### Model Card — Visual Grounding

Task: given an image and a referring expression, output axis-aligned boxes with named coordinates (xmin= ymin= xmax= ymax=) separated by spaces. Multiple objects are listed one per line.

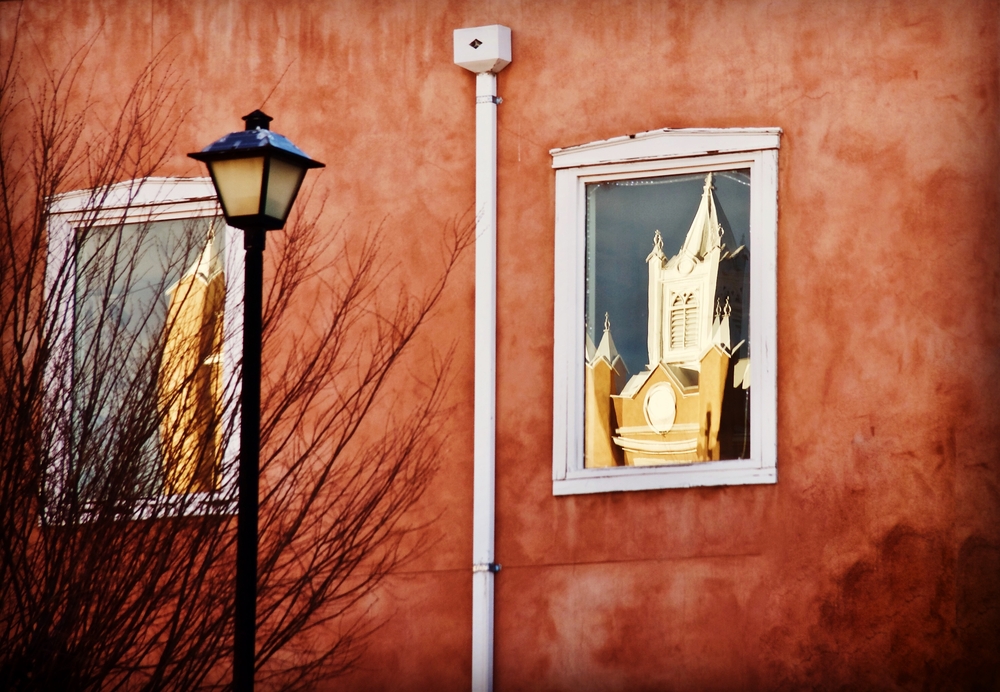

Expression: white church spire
xmin=677 ymin=173 xmax=724 ymax=267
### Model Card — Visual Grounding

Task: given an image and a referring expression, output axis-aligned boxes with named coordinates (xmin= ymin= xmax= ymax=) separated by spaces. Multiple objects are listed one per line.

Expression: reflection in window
xmin=73 ymin=218 xmax=226 ymax=497
xmin=584 ymin=171 xmax=751 ymax=468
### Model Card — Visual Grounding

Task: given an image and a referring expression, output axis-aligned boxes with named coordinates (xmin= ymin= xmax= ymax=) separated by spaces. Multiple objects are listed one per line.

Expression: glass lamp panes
xmin=210 ymin=157 xmax=265 ymax=217
xmin=263 ymin=157 xmax=307 ymax=221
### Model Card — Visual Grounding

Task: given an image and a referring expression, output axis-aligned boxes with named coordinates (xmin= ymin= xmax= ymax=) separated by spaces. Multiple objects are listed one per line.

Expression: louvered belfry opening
xmin=669 ymin=291 xmax=698 ymax=350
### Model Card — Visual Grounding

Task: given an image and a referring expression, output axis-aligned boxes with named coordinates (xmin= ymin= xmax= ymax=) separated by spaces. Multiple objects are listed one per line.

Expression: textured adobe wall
xmin=485 ymin=1 xmax=1000 ymax=689
xmin=5 ymin=0 xmax=999 ymax=689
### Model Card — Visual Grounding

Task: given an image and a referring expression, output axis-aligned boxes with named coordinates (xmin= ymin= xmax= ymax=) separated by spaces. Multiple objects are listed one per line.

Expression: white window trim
xmin=45 ymin=177 xmax=243 ymax=518
xmin=551 ymin=128 xmax=780 ymax=495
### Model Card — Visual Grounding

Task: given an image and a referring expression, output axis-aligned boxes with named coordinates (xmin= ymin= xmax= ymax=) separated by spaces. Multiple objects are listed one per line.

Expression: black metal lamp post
xmin=189 ymin=110 xmax=324 ymax=692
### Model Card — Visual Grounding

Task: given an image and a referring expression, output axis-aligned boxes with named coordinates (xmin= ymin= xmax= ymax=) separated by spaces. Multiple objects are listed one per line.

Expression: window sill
xmin=553 ymin=462 xmax=776 ymax=496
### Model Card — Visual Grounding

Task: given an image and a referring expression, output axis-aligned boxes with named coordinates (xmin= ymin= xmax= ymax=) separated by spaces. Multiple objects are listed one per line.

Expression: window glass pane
xmin=73 ymin=217 xmax=225 ymax=498
xmin=584 ymin=170 xmax=751 ymax=468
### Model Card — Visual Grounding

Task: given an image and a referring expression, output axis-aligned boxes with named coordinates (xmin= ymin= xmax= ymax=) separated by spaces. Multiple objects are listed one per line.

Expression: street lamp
xmin=189 ymin=110 xmax=324 ymax=692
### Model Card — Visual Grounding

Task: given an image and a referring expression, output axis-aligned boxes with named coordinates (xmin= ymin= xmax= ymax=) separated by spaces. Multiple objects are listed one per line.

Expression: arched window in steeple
xmin=668 ymin=291 xmax=698 ymax=350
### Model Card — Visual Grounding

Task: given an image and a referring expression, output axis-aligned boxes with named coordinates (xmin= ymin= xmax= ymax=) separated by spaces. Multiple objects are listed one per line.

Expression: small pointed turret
xmin=594 ymin=312 xmax=622 ymax=365
xmin=585 ymin=313 xmax=628 ymax=469
xmin=646 ymin=229 xmax=666 ymax=263
xmin=586 ymin=331 xmax=597 ymax=364
xmin=712 ymin=296 xmax=732 ymax=352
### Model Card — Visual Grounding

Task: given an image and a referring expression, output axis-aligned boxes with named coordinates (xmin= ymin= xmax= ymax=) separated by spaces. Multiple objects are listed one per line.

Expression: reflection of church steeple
xmin=585 ymin=313 xmax=628 ymax=468
xmin=159 ymin=226 xmax=226 ymax=494
xmin=646 ymin=172 xmax=731 ymax=368
xmin=603 ymin=173 xmax=751 ymax=467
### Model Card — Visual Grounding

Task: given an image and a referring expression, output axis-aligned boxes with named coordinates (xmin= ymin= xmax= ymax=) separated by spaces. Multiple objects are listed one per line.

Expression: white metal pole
xmin=471 ymin=69 xmax=498 ymax=692
xmin=453 ymin=25 xmax=510 ymax=692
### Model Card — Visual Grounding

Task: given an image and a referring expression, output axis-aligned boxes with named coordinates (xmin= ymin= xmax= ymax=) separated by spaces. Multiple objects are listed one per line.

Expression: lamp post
xmin=189 ymin=110 xmax=324 ymax=692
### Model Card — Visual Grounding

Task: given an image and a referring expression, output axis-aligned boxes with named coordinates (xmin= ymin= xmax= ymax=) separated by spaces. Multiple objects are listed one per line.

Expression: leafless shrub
xmin=0 ymin=24 xmax=469 ymax=691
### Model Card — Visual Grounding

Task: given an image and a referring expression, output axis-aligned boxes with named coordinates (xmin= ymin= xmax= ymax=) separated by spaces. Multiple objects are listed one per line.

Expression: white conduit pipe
xmin=453 ymin=25 xmax=511 ymax=692
xmin=471 ymin=68 xmax=498 ymax=692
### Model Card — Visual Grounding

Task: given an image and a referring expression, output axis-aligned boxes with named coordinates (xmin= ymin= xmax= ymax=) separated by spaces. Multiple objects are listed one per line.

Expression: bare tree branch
xmin=0 ymin=27 xmax=471 ymax=691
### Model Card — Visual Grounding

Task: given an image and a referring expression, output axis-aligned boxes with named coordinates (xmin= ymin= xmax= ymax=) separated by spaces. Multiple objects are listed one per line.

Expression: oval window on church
xmin=643 ymin=382 xmax=677 ymax=434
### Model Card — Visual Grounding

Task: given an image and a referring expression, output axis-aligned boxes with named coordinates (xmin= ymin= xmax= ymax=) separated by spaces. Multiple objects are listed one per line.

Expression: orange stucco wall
xmin=5 ymin=0 xmax=999 ymax=688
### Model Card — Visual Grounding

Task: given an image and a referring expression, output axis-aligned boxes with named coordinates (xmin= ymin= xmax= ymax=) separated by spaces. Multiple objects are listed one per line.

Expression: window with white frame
xmin=551 ymin=129 xmax=779 ymax=495
xmin=45 ymin=178 xmax=242 ymax=517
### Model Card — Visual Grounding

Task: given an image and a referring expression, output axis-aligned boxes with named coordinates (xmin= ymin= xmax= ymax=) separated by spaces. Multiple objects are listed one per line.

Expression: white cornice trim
xmin=551 ymin=128 xmax=781 ymax=169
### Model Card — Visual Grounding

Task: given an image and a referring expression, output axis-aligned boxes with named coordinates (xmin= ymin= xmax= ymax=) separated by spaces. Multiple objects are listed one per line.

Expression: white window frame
xmin=551 ymin=128 xmax=780 ymax=495
xmin=45 ymin=177 xmax=243 ymax=517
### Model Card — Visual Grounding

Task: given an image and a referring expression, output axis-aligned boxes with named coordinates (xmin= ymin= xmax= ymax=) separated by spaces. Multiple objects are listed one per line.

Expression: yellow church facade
xmin=157 ymin=227 xmax=227 ymax=494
